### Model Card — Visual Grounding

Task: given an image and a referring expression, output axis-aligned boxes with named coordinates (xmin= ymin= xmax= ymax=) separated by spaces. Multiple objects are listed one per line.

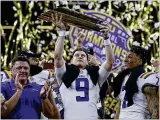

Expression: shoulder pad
xmin=140 ymin=72 xmax=154 ymax=79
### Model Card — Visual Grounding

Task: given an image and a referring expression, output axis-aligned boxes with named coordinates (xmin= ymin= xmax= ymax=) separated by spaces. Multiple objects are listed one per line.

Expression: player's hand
xmin=15 ymin=73 xmax=23 ymax=91
xmin=40 ymin=81 xmax=51 ymax=99
xmin=50 ymin=13 xmax=67 ymax=30
xmin=107 ymin=85 xmax=113 ymax=96
xmin=97 ymin=22 xmax=110 ymax=39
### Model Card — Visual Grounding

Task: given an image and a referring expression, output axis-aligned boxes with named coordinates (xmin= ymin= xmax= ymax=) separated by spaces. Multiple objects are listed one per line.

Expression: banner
xmin=104 ymin=95 xmax=119 ymax=118
xmin=69 ymin=9 xmax=131 ymax=71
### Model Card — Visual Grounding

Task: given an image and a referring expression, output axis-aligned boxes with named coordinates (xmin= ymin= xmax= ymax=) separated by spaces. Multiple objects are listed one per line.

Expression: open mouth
xmin=77 ymin=59 xmax=82 ymax=61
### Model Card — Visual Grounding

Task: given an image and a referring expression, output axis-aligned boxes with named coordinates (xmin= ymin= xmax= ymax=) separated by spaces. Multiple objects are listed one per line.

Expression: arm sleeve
xmin=141 ymin=74 xmax=159 ymax=94
xmin=98 ymin=66 xmax=110 ymax=87
xmin=143 ymin=74 xmax=159 ymax=86
xmin=55 ymin=63 xmax=66 ymax=85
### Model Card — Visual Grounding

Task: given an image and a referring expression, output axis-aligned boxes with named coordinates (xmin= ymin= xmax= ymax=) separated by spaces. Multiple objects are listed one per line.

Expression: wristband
xmin=104 ymin=38 xmax=111 ymax=46
xmin=59 ymin=30 xmax=66 ymax=37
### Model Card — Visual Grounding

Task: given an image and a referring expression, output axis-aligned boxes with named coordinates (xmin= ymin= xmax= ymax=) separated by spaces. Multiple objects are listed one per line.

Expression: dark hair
xmin=87 ymin=48 xmax=94 ymax=55
xmin=72 ymin=48 xmax=88 ymax=59
xmin=130 ymin=45 xmax=148 ymax=65
xmin=12 ymin=56 xmax=30 ymax=67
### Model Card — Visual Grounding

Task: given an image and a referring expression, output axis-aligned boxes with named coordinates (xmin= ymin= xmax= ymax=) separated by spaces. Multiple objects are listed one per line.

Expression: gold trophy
xmin=38 ymin=7 xmax=103 ymax=31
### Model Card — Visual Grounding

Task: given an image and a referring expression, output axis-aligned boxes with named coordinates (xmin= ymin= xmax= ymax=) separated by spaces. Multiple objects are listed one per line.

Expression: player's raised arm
xmin=52 ymin=13 xmax=67 ymax=68
xmin=97 ymin=22 xmax=114 ymax=72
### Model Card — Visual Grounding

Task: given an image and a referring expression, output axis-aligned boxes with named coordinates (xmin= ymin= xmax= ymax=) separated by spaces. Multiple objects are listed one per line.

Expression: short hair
xmin=11 ymin=56 xmax=30 ymax=67
xmin=72 ymin=48 xmax=88 ymax=59
xmin=130 ymin=45 xmax=148 ymax=65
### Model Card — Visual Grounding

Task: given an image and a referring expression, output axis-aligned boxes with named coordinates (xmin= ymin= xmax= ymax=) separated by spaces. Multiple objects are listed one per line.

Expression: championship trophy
xmin=38 ymin=7 xmax=103 ymax=31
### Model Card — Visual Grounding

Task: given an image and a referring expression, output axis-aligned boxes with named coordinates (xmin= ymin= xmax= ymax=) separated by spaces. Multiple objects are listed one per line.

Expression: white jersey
xmin=1 ymin=70 xmax=12 ymax=82
xmin=31 ymin=70 xmax=53 ymax=85
xmin=119 ymin=72 xmax=159 ymax=119
xmin=55 ymin=63 xmax=109 ymax=120
xmin=118 ymin=74 xmax=130 ymax=109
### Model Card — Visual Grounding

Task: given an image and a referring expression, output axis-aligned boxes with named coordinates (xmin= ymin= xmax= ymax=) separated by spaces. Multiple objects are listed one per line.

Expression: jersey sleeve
xmin=55 ymin=63 xmax=66 ymax=85
xmin=31 ymin=70 xmax=50 ymax=85
xmin=144 ymin=74 xmax=159 ymax=86
xmin=141 ymin=73 xmax=160 ymax=92
xmin=98 ymin=65 xmax=110 ymax=87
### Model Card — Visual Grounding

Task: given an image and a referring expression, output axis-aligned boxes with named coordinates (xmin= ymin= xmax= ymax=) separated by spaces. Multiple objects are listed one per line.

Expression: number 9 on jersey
xmin=76 ymin=78 xmax=89 ymax=102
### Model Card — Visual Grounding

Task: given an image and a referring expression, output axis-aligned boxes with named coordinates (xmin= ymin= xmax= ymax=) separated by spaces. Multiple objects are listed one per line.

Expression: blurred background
xmin=1 ymin=0 xmax=160 ymax=70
